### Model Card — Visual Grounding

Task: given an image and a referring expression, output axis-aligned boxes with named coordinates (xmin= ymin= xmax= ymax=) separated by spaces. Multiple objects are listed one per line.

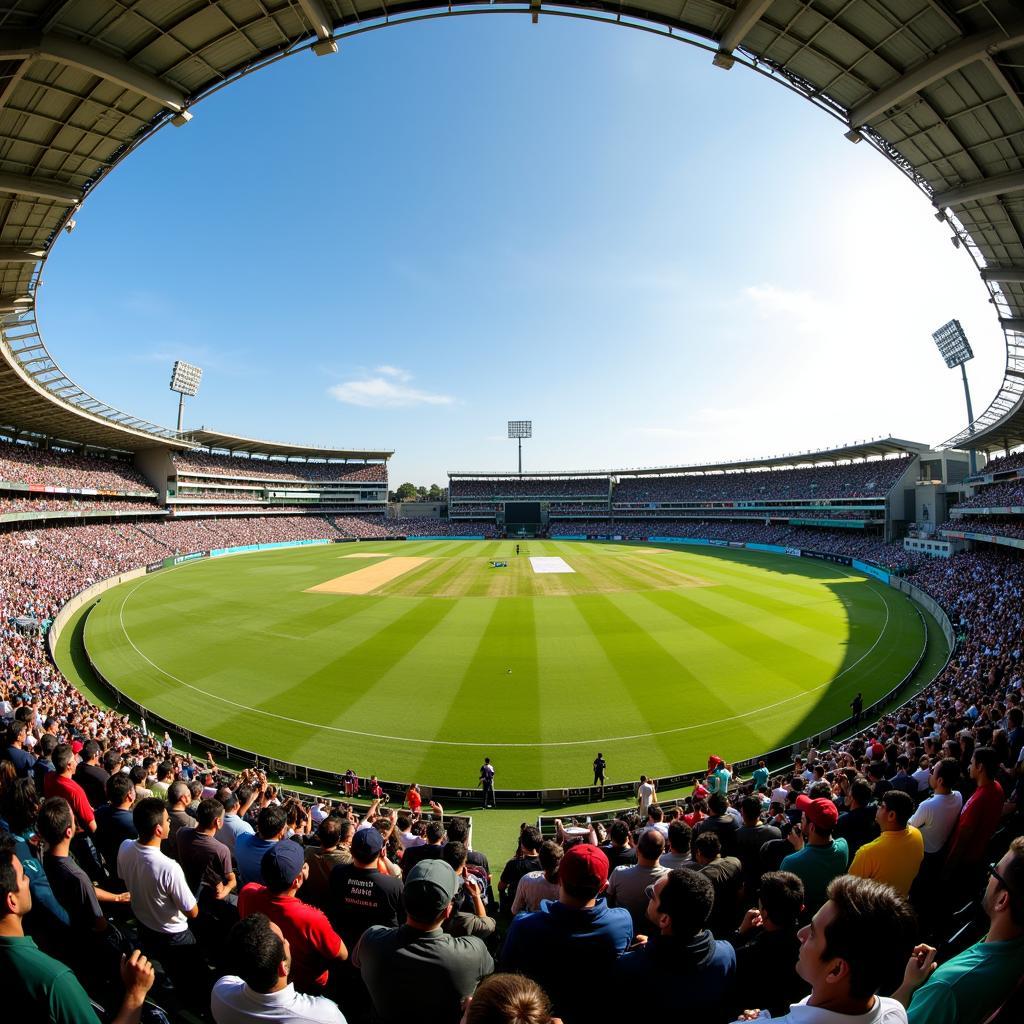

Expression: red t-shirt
xmin=406 ymin=787 xmax=422 ymax=814
xmin=949 ymin=780 xmax=1004 ymax=864
xmin=43 ymin=772 xmax=95 ymax=830
xmin=237 ymin=883 xmax=343 ymax=992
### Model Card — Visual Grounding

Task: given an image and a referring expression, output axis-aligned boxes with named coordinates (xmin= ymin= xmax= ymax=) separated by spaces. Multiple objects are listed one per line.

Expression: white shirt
xmin=908 ymin=791 xmax=963 ymax=855
xmin=117 ymin=839 xmax=196 ymax=934
xmin=511 ymin=871 xmax=560 ymax=915
xmin=211 ymin=977 xmax=346 ymax=1023
xmin=637 ymin=782 xmax=656 ymax=814
xmin=640 ymin=822 xmax=669 ymax=840
xmin=757 ymin=995 xmax=907 ymax=1024
xmin=911 ymin=767 xmax=932 ymax=792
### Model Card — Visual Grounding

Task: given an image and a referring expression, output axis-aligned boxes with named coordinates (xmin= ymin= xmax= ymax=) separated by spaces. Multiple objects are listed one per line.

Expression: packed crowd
xmin=940 ymin=518 xmax=1024 ymax=541
xmin=613 ymin=457 xmax=913 ymax=504
xmin=450 ymin=478 xmax=610 ymax=501
xmin=0 ymin=496 xmax=161 ymax=516
xmin=325 ymin=516 xmax=500 ymax=539
xmin=0 ymin=498 xmax=1022 ymax=1021
xmin=951 ymin=480 xmax=1024 ymax=509
xmin=174 ymin=451 xmax=387 ymax=484
xmin=0 ymin=439 xmax=154 ymax=493
xmin=975 ymin=450 xmax=1024 ymax=476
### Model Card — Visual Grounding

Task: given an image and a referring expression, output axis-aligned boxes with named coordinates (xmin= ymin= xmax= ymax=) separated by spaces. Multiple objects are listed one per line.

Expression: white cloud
xmin=743 ymin=284 xmax=835 ymax=336
xmin=329 ymin=369 xmax=452 ymax=409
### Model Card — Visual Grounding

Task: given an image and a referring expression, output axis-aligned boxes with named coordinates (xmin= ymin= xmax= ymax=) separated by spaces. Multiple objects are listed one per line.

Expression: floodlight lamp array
xmin=508 ymin=420 xmax=532 ymax=439
xmin=931 ymin=320 xmax=974 ymax=369
xmin=170 ymin=360 xmax=203 ymax=397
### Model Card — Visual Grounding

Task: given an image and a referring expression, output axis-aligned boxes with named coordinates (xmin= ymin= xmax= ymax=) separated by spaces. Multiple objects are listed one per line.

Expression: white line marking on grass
xmin=110 ymin=563 xmax=895 ymax=748
xmin=529 ymin=556 xmax=575 ymax=574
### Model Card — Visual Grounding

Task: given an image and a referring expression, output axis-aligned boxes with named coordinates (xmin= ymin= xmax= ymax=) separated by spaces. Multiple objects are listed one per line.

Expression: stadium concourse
xmin=0 ymin=442 xmax=1021 ymax=1023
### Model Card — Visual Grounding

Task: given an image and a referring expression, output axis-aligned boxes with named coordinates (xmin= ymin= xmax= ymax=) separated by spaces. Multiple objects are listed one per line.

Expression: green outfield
xmin=82 ymin=540 xmax=929 ymax=789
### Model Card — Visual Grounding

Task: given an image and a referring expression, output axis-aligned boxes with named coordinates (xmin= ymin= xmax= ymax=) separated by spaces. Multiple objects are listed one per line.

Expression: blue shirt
xmin=235 ymin=833 xmax=278 ymax=886
xmin=501 ymin=898 xmax=632 ymax=1024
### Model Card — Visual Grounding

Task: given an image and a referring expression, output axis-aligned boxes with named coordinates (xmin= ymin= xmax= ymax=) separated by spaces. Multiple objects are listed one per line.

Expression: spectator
xmin=898 ymin=837 xmax=1024 ymax=1024
xmin=735 ymin=794 xmax=782 ymax=892
xmin=511 ymin=839 xmax=562 ymax=915
xmin=462 ymin=973 xmax=557 ymax=1024
xmin=211 ymin=912 xmax=345 ymax=1024
xmin=640 ymin=802 xmax=669 ymax=839
xmin=849 ymin=791 xmax=924 ymax=896
xmin=834 ymin=777 xmax=880 ymax=860
xmin=636 ymin=774 xmax=656 ymax=815
xmin=303 ymin=816 xmax=353 ymax=910
xmin=695 ymin=791 xmax=741 ymax=856
xmin=94 ymin=772 xmax=138 ymax=888
xmin=946 ymin=748 xmax=1005 ymax=886
xmin=441 ymin=841 xmax=495 ymax=940
xmin=3 ymin=721 xmax=36 ymax=779
xmin=497 ymin=825 xmax=542 ymax=913
xmin=215 ymin=785 xmax=256 ymax=856
xmin=164 ymin=780 xmax=197 ymax=860
xmin=401 ymin=817 xmax=447 ymax=877
xmin=733 ymin=871 xmax=809 ymax=1017
xmin=500 ymin=844 xmax=632 ymax=1024
xmin=176 ymin=797 xmax=236 ymax=902
xmin=744 ymin=875 xmax=917 ymax=1023
xmin=353 ymin=860 xmax=493 ymax=1024
xmin=73 ymin=740 xmax=109 ymax=809
xmin=613 ymin=867 xmax=736 ymax=1017
xmin=237 ymin=838 xmax=346 ymax=995
xmin=660 ymin=819 xmax=694 ymax=870
xmin=780 ymin=795 xmax=849 ymax=911
xmin=908 ymin=758 xmax=962 ymax=857
xmin=693 ymin=831 xmax=744 ymax=937
xmin=116 ymin=797 xmax=202 ymax=999
xmin=236 ymin=804 xmax=287 ymax=887
xmin=43 ymin=742 xmax=102 ymax=880
xmin=607 ymin=827 xmax=668 ymax=936
xmin=598 ymin=818 xmax=636 ymax=870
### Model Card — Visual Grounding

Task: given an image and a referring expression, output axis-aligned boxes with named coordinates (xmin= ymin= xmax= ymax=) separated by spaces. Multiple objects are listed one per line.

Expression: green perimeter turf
xmin=79 ymin=541 xmax=928 ymax=790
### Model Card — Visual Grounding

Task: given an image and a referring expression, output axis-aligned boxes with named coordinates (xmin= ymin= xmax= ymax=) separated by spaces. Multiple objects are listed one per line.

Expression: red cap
xmin=795 ymin=794 xmax=838 ymax=829
xmin=708 ymin=755 xmax=723 ymax=769
xmin=558 ymin=844 xmax=609 ymax=893
xmin=71 ymin=740 xmax=84 ymax=754
xmin=693 ymin=783 xmax=709 ymax=800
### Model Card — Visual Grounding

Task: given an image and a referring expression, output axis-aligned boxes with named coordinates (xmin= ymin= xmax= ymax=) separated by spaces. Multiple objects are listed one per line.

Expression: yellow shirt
xmin=848 ymin=826 xmax=924 ymax=894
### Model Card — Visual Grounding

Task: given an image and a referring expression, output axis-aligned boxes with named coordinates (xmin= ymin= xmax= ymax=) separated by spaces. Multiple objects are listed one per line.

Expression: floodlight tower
xmin=931 ymin=319 xmax=977 ymax=475
xmin=508 ymin=420 xmax=532 ymax=475
xmin=169 ymin=360 xmax=203 ymax=433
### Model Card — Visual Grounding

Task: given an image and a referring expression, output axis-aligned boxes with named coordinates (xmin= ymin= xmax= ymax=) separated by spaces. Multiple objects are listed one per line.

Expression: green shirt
xmin=707 ymin=768 xmax=731 ymax=795
xmin=780 ymin=838 xmax=849 ymax=910
xmin=751 ymin=767 xmax=769 ymax=791
xmin=907 ymin=935 xmax=1024 ymax=1024
xmin=0 ymin=934 xmax=101 ymax=1023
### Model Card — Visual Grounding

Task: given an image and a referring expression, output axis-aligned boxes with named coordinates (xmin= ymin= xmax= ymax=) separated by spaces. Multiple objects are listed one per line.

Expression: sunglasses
xmin=988 ymin=861 xmax=1013 ymax=894
xmin=644 ymin=883 xmax=659 ymax=903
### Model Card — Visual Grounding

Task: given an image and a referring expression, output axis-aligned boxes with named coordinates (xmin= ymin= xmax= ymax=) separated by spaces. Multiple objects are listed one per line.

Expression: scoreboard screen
xmin=504 ymin=502 xmax=541 ymax=524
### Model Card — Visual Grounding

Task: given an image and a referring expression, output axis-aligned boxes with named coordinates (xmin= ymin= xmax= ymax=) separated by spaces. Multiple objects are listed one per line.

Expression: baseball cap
xmin=351 ymin=827 xmax=384 ymax=863
xmin=795 ymin=794 xmax=839 ymax=829
xmin=404 ymin=860 xmax=458 ymax=921
xmin=261 ymin=840 xmax=305 ymax=891
xmin=558 ymin=843 xmax=609 ymax=895
xmin=71 ymin=740 xmax=84 ymax=755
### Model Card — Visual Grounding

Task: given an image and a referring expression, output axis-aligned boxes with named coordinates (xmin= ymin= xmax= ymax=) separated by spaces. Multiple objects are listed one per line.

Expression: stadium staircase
xmin=131 ymin=523 xmax=172 ymax=552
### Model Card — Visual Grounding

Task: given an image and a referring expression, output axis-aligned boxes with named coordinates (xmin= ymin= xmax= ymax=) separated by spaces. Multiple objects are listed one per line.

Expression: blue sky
xmin=42 ymin=16 xmax=1003 ymax=485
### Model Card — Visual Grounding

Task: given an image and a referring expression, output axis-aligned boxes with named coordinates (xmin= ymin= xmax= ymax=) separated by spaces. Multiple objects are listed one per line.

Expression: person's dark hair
xmin=693 ymin=832 xmax=721 ymax=861
xmin=654 ymin=868 xmax=714 ymax=937
xmin=188 ymin=780 xmax=203 ymax=800
xmin=128 ymin=765 xmax=147 ymax=787
xmin=317 ymin=816 xmax=342 ymax=849
xmin=740 ymin=796 xmax=762 ymax=822
xmin=227 ymin=913 xmax=285 ymax=993
xmin=849 ymin=778 xmax=873 ymax=807
xmin=52 ymin=743 xmax=74 ymax=774
xmin=37 ymin=797 xmax=74 ymax=845
xmin=235 ymin=784 xmax=254 ymax=806
xmin=520 ymin=825 xmax=542 ymax=853
xmin=0 ymin=835 xmax=20 ymax=915
xmin=648 ymin=804 xmax=664 ymax=823
xmin=667 ymin=820 xmax=691 ymax=855
xmin=102 ymin=749 xmax=122 ymax=773
xmin=822 ymin=875 xmax=917 ymax=1000
xmin=1 ymin=778 xmax=39 ymax=834
xmin=426 ymin=820 xmax=446 ymax=844
xmin=708 ymin=792 xmax=728 ymax=816
xmin=257 ymin=804 xmax=288 ymax=840
xmin=866 ymin=762 xmax=886 ymax=781
xmin=881 ymin=790 xmax=913 ymax=828
xmin=396 ymin=813 xmax=412 ymax=832
xmin=637 ymin=829 xmax=665 ymax=860
xmin=608 ymin=820 xmax=630 ymax=845
xmin=934 ymin=757 xmax=959 ymax=789
xmin=464 ymin=972 xmax=553 ymax=1024
xmin=538 ymin=840 xmax=563 ymax=882
xmin=133 ymin=797 xmax=168 ymax=841
xmin=196 ymin=798 xmax=224 ymax=831
xmin=808 ymin=781 xmax=833 ymax=800
xmin=219 ymin=789 xmax=239 ymax=812
xmin=973 ymin=746 xmax=999 ymax=780
xmin=38 ymin=733 xmax=58 ymax=759
xmin=446 ymin=819 xmax=469 ymax=844
xmin=6 ymin=722 xmax=27 ymax=745
xmin=443 ymin=841 xmax=468 ymax=871
xmin=106 ymin=771 xmax=135 ymax=807
xmin=81 ymin=739 xmax=100 ymax=762
xmin=156 ymin=761 xmax=174 ymax=782
xmin=759 ymin=871 xmax=804 ymax=930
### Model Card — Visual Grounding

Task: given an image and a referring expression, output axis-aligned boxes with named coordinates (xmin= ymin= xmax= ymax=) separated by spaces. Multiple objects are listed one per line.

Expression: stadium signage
xmin=799 ymin=549 xmax=852 ymax=567
xmin=168 ymin=551 xmax=209 ymax=567
xmin=146 ymin=560 xmax=164 ymax=574
xmin=785 ymin=547 xmax=801 ymax=557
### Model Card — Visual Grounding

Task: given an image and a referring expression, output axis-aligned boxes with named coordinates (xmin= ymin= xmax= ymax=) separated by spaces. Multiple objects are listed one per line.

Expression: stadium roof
xmin=450 ymin=437 xmax=929 ymax=479
xmin=3 ymin=3 xmax=1024 ymax=452
xmin=183 ymin=428 xmax=392 ymax=461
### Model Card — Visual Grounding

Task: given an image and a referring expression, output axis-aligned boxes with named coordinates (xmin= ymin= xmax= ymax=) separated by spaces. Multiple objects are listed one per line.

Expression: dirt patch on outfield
xmin=307 ymin=557 xmax=431 ymax=595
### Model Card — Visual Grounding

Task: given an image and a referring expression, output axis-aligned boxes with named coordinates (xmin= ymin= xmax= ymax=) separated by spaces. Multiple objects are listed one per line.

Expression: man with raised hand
xmin=737 ymin=875 xmax=917 ymax=1024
